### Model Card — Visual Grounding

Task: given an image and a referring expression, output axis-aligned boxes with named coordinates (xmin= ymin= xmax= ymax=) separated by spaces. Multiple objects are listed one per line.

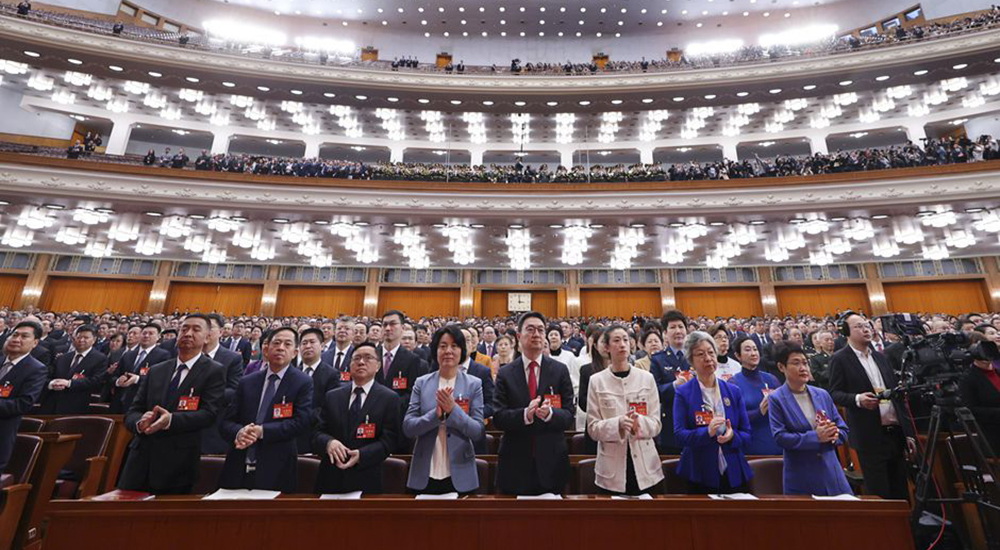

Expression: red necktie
xmin=528 ymin=361 xmax=538 ymax=400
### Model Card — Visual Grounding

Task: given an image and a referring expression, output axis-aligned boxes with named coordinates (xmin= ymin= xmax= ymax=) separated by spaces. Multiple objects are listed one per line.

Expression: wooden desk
xmin=43 ymin=495 xmax=913 ymax=550
xmin=14 ymin=433 xmax=79 ymax=550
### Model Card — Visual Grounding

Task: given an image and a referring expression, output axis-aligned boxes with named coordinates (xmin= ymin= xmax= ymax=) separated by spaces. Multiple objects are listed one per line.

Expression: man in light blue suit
xmin=403 ymin=325 xmax=485 ymax=495
xmin=768 ymin=343 xmax=852 ymax=496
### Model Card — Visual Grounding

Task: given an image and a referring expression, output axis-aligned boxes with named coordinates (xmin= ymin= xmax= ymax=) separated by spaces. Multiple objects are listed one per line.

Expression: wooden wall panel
xmin=275 ymin=286 xmax=365 ymax=317
xmin=580 ymin=289 xmax=661 ymax=318
xmin=480 ymin=290 xmax=559 ymax=319
xmin=675 ymin=287 xmax=763 ymax=319
xmin=884 ymin=280 xmax=988 ymax=315
xmin=0 ymin=274 xmax=26 ymax=308
xmin=41 ymin=277 xmax=151 ymax=313
xmin=776 ymin=285 xmax=871 ymax=317
xmin=377 ymin=288 xmax=460 ymax=319
xmin=165 ymin=282 xmax=263 ymax=316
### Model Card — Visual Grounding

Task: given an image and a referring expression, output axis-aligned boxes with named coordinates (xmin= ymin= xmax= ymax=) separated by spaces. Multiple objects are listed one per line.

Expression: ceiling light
xmin=222 ymin=81 xmax=236 ymax=88
xmin=953 ymin=63 xmax=968 ymax=70
xmin=22 ymin=51 xmax=40 ymax=58
xmin=914 ymin=69 xmax=929 ymax=76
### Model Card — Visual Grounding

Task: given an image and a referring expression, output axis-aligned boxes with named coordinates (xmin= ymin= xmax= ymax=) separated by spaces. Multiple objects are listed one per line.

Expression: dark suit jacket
xmin=312 ymin=382 xmax=400 ymax=494
xmin=960 ymin=366 xmax=1000 ymax=452
xmin=0 ymin=355 xmax=47 ymax=471
xmin=38 ymin=348 xmax=108 ymax=414
xmin=118 ymin=355 xmax=226 ymax=494
xmin=221 ymin=337 xmax=252 ymax=366
xmin=112 ymin=346 xmax=172 ymax=414
xmin=202 ymin=346 xmax=246 ymax=454
xmin=30 ymin=340 xmax=54 ymax=368
xmin=320 ymin=344 xmax=354 ymax=374
xmin=375 ymin=346 xmax=427 ymax=450
xmin=296 ymin=362 xmax=341 ymax=454
xmin=828 ymin=345 xmax=907 ymax=455
xmin=492 ymin=355 xmax=575 ymax=495
xmin=219 ymin=367 xmax=313 ymax=492
xmin=648 ymin=348 xmax=691 ymax=451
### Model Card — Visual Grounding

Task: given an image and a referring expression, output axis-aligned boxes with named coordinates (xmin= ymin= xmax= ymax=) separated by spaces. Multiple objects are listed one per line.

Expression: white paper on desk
xmin=320 ymin=491 xmax=363 ymax=500
xmin=811 ymin=494 xmax=860 ymax=501
xmin=708 ymin=493 xmax=758 ymax=500
xmin=203 ymin=489 xmax=281 ymax=500
xmin=612 ymin=494 xmax=654 ymax=500
xmin=517 ymin=493 xmax=563 ymax=500
xmin=415 ymin=492 xmax=459 ymax=500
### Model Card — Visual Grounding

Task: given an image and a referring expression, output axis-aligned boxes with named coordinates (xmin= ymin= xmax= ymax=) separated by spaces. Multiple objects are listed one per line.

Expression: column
xmin=304 ymin=139 xmax=322 ymax=159
xmin=459 ymin=269 xmax=474 ymax=317
xmin=863 ymin=263 xmax=888 ymax=316
xmin=638 ymin=147 xmax=654 ymax=165
xmin=559 ymin=148 xmax=575 ymax=168
xmin=980 ymin=256 xmax=1000 ymax=311
xmin=720 ymin=141 xmax=739 ymax=162
xmin=211 ymin=131 xmax=233 ymax=155
xmin=147 ymin=261 xmax=173 ymax=314
xmin=104 ymin=118 xmax=134 ymax=156
xmin=757 ymin=266 xmax=779 ymax=317
xmin=19 ymin=254 xmax=52 ymax=310
xmin=389 ymin=145 xmax=406 ymax=164
xmin=807 ymin=134 xmax=829 ymax=155
xmin=658 ymin=269 xmax=676 ymax=313
xmin=260 ymin=265 xmax=280 ymax=317
xmin=566 ymin=270 xmax=581 ymax=317
xmin=362 ymin=268 xmax=381 ymax=317
xmin=904 ymin=123 xmax=927 ymax=144
xmin=469 ymin=148 xmax=484 ymax=167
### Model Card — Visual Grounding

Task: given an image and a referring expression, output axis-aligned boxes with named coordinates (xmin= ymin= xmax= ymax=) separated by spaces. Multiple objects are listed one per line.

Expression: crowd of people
xmin=1 ymin=304 xmax=997 ymax=499
xmin=50 ymin=135 xmax=1000 ymax=184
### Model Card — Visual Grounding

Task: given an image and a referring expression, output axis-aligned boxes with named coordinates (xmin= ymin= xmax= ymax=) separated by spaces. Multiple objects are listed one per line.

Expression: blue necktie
xmin=166 ymin=364 xmax=188 ymax=401
xmin=248 ymin=374 xmax=279 ymax=464
xmin=349 ymin=386 xmax=364 ymax=426
xmin=136 ymin=350 xmax=147 ymax=372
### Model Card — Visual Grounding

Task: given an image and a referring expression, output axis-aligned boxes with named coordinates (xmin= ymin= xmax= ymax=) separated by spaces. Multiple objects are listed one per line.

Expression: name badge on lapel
xmin=815 ymin=409 xmax=830 ymax=424
xmin=543 ymin=388 xmax=562 ymax=409
xmin=694 ymin=405 xmax=714 ymax=427
xmin=391 ymin=376 xmax=408 ymax=390
xmin=139 ymin=366 xmax=150 ymax=377
xmin=455 ymin=395 xmax=470 ymax=414
xmin=273 ymin=397 xmax=293 ymax=419
xmin=177 ymin=389 xmax=200 ymax=411
xmin=356 ymin=415 xmax=375 ymax=439
xmin=340 ymin=371 xmax=351 ymax=382
xmin=0 ymin=382 xmax=12 ymax=398
xmin=72 ymin=372 xmax=85 ymax=381
xmin=628 ymin=402 xmax=648 ymax=416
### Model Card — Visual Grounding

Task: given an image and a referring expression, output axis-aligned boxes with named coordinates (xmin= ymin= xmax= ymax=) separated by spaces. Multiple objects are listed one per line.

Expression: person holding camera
xmin=960 ymin=342 xmax=1000 ymax=453
xmin=829 ymin=313 xmax=912 ymax=500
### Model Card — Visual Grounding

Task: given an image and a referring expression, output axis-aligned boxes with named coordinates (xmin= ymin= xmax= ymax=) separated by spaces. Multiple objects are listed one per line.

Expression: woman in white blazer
xmin=587 ymin=325 xmax=664 ymax=495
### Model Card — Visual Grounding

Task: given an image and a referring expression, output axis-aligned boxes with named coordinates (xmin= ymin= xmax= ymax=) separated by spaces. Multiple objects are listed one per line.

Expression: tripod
xmin=911 ymin=401 xmax=999 ymax=550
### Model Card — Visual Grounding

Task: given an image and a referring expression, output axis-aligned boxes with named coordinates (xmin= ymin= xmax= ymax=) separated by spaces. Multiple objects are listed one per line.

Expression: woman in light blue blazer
xmin=768 ymin=343 xmax=852 ymax=496
xmin=403 ymin=325 xmax=484 ymax=495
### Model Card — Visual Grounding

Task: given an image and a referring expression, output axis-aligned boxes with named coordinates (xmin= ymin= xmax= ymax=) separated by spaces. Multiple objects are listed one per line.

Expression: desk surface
xmin=44 ymin=495 xmax=913 ymax=550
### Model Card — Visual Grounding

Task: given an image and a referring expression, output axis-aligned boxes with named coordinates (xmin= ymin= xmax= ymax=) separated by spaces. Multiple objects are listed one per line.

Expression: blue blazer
xmin=673 ymin=377 xmax=753 ymax=489
xmin=219 ymin=367 xmax=314 ymax=492
xmin=731 ymin=368 xmax=783 ymax=456
xmin=649 ymin=348 xmax=690 ymax=450
xmin=768 ymin=384 xmax=852 ymax=496
xmin=0 ymin=355 xmax=47 ymax=471
xmin=403 ymin=371 xmax=484 ymax=493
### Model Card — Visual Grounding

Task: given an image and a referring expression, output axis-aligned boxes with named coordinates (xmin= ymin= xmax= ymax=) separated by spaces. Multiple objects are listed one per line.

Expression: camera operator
xmin=960 ymin=342 xmax=1000 ymax=453
xmin=829 ymin=312 xmax=914 ymax=500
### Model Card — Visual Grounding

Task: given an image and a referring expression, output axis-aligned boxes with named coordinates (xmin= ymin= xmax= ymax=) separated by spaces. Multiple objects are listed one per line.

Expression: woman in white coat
xmin=587 ymin=325 xmax=664 ymax=495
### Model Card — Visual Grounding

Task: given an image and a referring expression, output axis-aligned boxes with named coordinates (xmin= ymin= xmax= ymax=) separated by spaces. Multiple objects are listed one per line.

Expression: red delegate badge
xmin=455 ymin=397 xmax=470 ymax=414
xmin=694 ymin=410 xmax=714 ymax=427
xmin=273 ymin=400 xmax=293 ymax=419
xmin=628 ymin=402 xmax=648 ymax=416
xmin=0 ymin=383 xmax=12 ymax=398
xmin=177 ymin=393 xmax=200 ymax=411
xmin=72 ymin=372 xmax=85 ymax=380
xmin=139 ymin=367 xmax=149 ymax=376
xmin=392 ymin=376 xmax=408 ymax=390
xmin=340 ymin=371 xmax=351 ymax=382
xmin=356 ymin=422 xmax=376 ymax=439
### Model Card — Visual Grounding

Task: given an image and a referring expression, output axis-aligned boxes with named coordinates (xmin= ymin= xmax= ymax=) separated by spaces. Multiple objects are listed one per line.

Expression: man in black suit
xmin=0 ymin=321 xmax=47 ymax=471
xmin=374 ymin=310 xmax=427 ymax=451
xmin=494 ymin=311 xmax=575 ymax=495
xmin=219 ymin=327 xmax=313 ymax=492
xmin=112 ymin=323 xmax=172 ymax=414
xmin=320 ymin=316 xmax=355 ymax=381
xmin=94 ymin=322 xmax=112 ymax=355
xmin=222 ymin=320 xmax=252 ymax=366
xmin=829 ymin=313 xmax=912 ymax=500
xmin=313 ymin=342 xmax=400 ymax=494
xmin=38 ymin=325 xmax=107 ymax=414
xmin=202 ymin=314 xmax=246 ymax=454
xmin=295 ymin=328 xmax=340 ymax=453
xmin=118 ymin=314 xmax=226 ymax=495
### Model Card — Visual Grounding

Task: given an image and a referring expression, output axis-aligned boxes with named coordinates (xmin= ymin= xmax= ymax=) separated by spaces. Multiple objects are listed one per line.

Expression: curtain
xmin=41 ymin=277 xmax=151 ymax=313
xmin=165 ymin=282 xmax=263 ymax=316
xmin=776 ymin=285 xmax=871 ymax=317
xmin=275 ymin=286 xmax=364 ymax=317
xmin=377 ymin=288 xmax=460 ymax=318
xmin=480 ymin=290 xmax=558 ymax=318
xmin=580 ymin=289 xmax=661 ymax=318
xmin=884 ymin=280 xmax=988 ymax=315
xmin=0 ymin=274 xmax=26 ymax=308
xmin=675 ymin=287 xmax=763 ymax=319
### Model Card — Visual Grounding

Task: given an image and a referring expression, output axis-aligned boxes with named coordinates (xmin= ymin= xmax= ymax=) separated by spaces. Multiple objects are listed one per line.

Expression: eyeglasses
xmin=351 ymin=354 xmax=378 ymax=363
xmin=521 ymin=325 xmax=546 ymax=335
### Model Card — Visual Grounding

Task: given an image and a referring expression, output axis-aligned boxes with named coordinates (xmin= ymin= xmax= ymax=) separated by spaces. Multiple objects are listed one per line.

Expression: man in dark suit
xmin=295 ymin=328 xmax=340 ymax=454
xmin=648 ymin=309 xmax=692 ymax=454
xmin=0 ymin=321 xmax=47 ymax=471
xmin=374 ymin=310 xmax=428 ymax=451
xmin=94 ymin=322 xmax=112 ymax=355
xmin=111 ymin=323 xmax=171 ymax=414
xmin=222 ymin=320 xmax=252 ymax=366
xmin=829 ymin=313 xmax=912 ymax=500
xmin=38 ymin=325 xmax=108 ymax=414
xmin=559 ymin=320 xmax=583 ymax=356
xmin=477 ymin=325 xmax=499 ymax=359
xmin=118 ymin=314 xmax=226 ymax=495
xmin=201 ymin=314 xmax=246 ymax=454
xmin=220 ymin=327 xmax=313 ymax=492
xmin=749 ymin=318 xmax=772 ymax=355
xmin=313 ymin=342 xmax=400 ymax=494
xmin=320 ymin=317 xmax=355 ymax=382
xmin=493 ymin=311 xmax=575 ymax=495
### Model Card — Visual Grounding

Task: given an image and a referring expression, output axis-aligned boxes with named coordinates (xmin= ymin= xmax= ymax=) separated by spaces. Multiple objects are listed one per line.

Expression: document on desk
xmin=611 ymin=494 xmax=654 ymax=500
xmin=203 ymin=489 xmax=281 ymax=500
xmin=811 ymin=494 xmax=861 ymax=501
xmin=517 ymin=493 xmax=563 ymax=500
xmin=320 ymin=491 xmax=363 ymax=500
xmin=415 ymin=493 xmax=459 ymax=500
xmin=707 ymin=493 xmax=758 ymax=500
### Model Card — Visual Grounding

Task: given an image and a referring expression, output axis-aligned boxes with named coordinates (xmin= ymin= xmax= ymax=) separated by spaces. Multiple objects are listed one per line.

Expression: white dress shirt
xmin=849 ymin=343 xmax=898 ymax=425
xmin=430 ymin=374 xmax=456 ymax=480
xmin=521 ymin=353 xmax=552 ymax=424
xmin=173 ymin=352 xmax=203 ymax=387
xmin=349 ymin=378 xmax=376 ymax=410
xmin=51 ymin=346 xmax=93 ymax=389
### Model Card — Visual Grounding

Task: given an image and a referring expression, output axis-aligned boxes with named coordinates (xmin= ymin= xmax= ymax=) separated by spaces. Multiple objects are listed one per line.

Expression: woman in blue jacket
xmin=731 ymin=336 xmax=782 ymax=455
xmin=768 ymin=343 xmax=852 ymax=496
xmin=674 ymin=331 xmax=753 ymax=494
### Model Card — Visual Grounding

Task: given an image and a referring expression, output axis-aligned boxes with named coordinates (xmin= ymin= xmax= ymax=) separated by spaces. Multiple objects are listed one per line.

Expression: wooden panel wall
xmin=275 ymin=286 xmax=365 ymax=317
xmin=377 ymin=288 xmax=460 ymax=319
xmin=580 ymin=289 xmax=661 ymax=318
xmin=165 ymin=282 xmax=263 ymax=316
xmin=884 ymin=280 xmax=988 ymax=315
xmin=480 ymin=290 xmax=558 ymax=319
xmin=41 ymin=277 xmax=151 ymax=313
xmin=0 ymin=274 xmax=26 ymax=308
xmin=776 ymin=285 xmax=871 ymax=317
xmin=674 ymin=287 xmax=763 ymax=319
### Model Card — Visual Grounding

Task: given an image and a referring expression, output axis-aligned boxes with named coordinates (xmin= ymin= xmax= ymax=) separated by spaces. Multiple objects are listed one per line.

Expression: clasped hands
xmin=116 ymin=373 xmax=139 ymax=387
xmin=618 ymin=410 xmax=642 ymax=438
xmin=326 ymin=439 xmax=360 ymax=469
xmin=707 ymin=416 xmax=734 ymax=444
xmin=525 ymin=395 xmax=553 ymax=422
xmin=136 ymin=405 xmax=171 ymax=435
xmin=234 ymin=424 xmax=264 ymax=449
xmin=815 ymin=419 xmax=840 ymax=444
xmin=435 ymin=387 xmax=455 ymax=418
xmin=49 ymin=379 xmax=71 ymax=391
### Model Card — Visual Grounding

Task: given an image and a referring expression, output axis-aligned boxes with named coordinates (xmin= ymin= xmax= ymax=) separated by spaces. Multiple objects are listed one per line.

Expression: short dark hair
xmin=74 ymin=324 xmax=97 ymax=337
xmin=14 ymin=320 xmax=42 ymax=340
xmin=545 ymin=324 xmax=562 ymax=339
xmin=430 ymin=325 xmax=468 ymax=366
xmin=182 ymin=313 xmax=212 ymax=330
xmin=517 ymin=311 xmax=547 ymax=331
xmin=731 ymin=335 xmax=757 ymax=358
xmin=601 ymin=324 xmax=629 ymax=346
xmin=640 ymin=329 xmax=662 ymax=347
xmin=381 ymin=310 xmax=406 ymax=325
xmin=270 ymin=326 xmax=299 ymax=346
xmin=354 ymin=341 xmax=379 ymax=356
xmin=773 ymin=342 xmax=808 ymax=367
xmin=661 ymin=309 xmax=688 ymax=329
xmin=206 ymin=313 xmax=225 ymax=330
xmin=141 ymin=323 xmax=162 ymax=333
xmin=299 ymin=327 xmax=324 ymax=344
xmin=161 ymin=328 xmax=177 ymax=337
xmin=708 ymin=323 xmax=730 ymax=339
xmin=75 ymin=315 xmax=92 ymax=325
xmin=974 ymin=324 xmax=994 ymax=334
